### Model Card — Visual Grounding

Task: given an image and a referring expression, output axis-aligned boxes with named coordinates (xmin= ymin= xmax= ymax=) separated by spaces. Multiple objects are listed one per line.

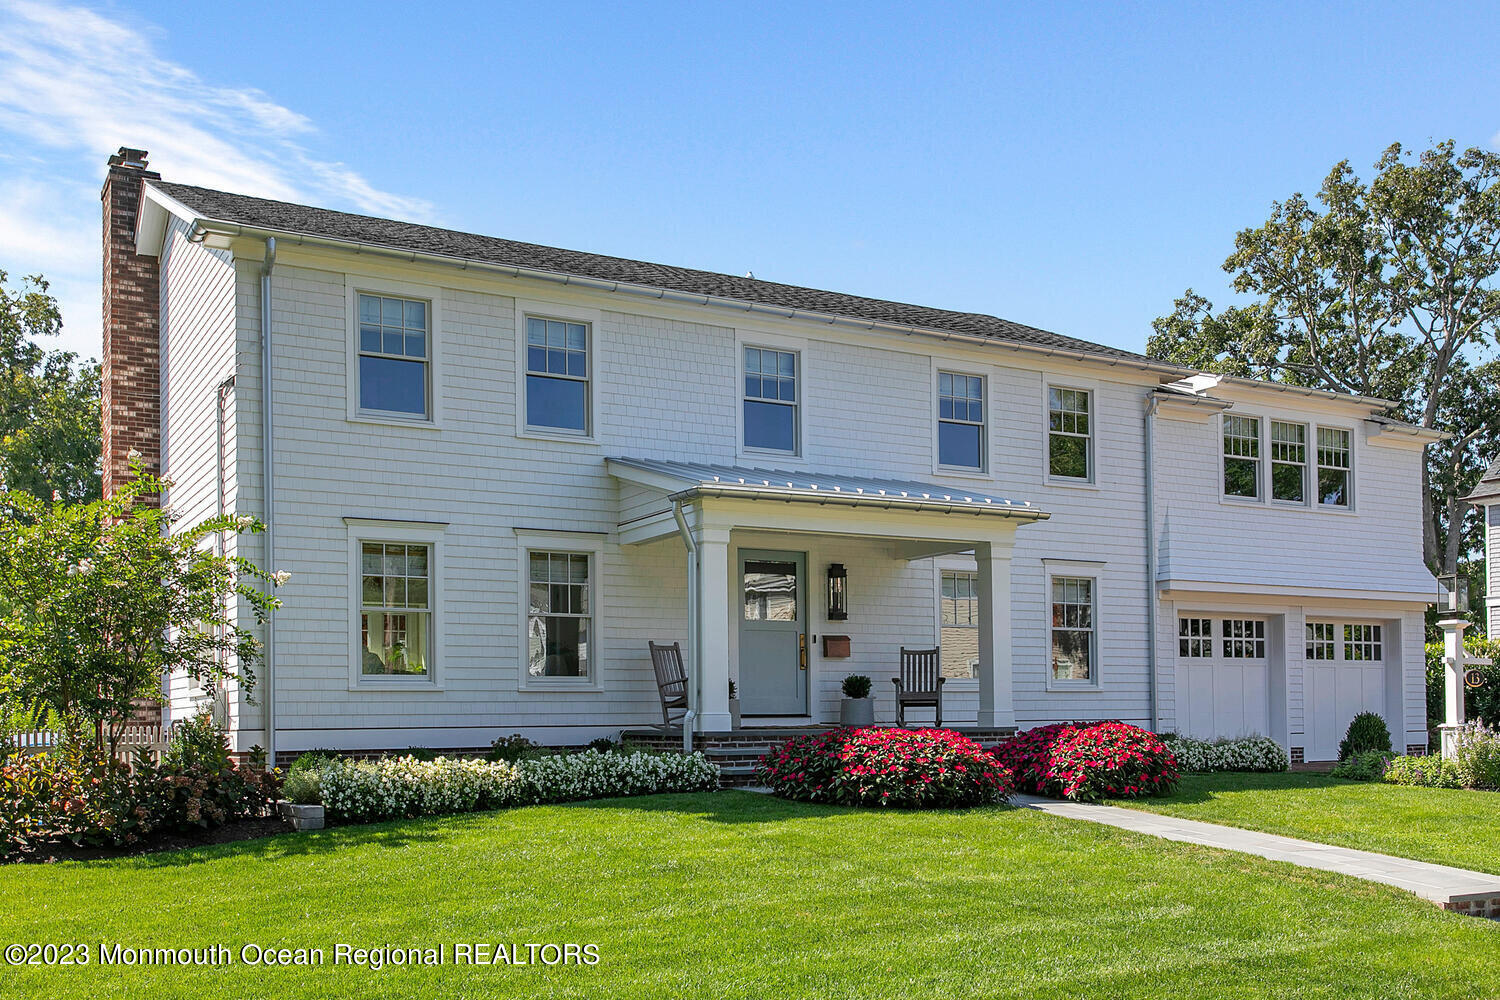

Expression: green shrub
xmin=841 ymin=675 xmax=872 ymax=699
xmin=1330 ymin=750 xmax=1391 ymax=781
xmin=1454 ymin=721 xmax=1500 ymax=790
xmin=402 ymin=746 xmax=438 ymax=762
xmin=282 ymin=768 xmax=322 ymax=805
xmin=289 ymin=749 xmax=340 ymax=773
xmin=1337 ymin=712 xmax=1392 ymax=761
xmin=1382 ymin=754 xmax=1464 ymax=788
xmin=163 ymin=711 xmax=231 ymax=772
xmin=487 ymin=733 xmax=540 ymax=763
xmin=1425 ymin=638 xmax=1500 ymax=729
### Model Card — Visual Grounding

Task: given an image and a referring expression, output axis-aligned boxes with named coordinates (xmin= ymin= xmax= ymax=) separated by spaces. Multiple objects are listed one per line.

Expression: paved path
xmin=1014 ymin=794 xmax=1500 ymax=918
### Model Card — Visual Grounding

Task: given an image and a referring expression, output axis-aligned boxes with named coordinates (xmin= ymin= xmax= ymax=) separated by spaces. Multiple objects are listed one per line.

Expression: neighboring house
xmin=1463 ymin=459 xmax=1500 ymax=634
xmin=99 ymin=148 xmax=1442 ymax=764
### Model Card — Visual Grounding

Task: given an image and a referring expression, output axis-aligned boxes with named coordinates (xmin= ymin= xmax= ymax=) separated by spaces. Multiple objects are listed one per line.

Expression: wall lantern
xmin=827 ymin=563 xmax=848 ymax=621
xmin=1437 ymin=573 xmax=1470 ymax=614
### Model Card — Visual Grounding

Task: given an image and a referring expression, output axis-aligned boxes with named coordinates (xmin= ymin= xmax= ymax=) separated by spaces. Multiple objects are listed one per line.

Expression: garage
xmin=1303 ymin=621 xmax=1389 ymax=761
xmin=1174 ymin=616 xmax=1272 ymax=741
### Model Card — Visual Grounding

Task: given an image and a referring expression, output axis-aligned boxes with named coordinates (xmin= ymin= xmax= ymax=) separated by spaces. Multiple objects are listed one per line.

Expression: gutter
xmin=1143 ymin=395 xmax=1161 ymax=733
xmin=260 ymin=238 xmax=278 ymax=767
xmin=666 ymin=484 xmax=1051 ymax=520
xmin=671 ymin=501 xmax=698 ymax=753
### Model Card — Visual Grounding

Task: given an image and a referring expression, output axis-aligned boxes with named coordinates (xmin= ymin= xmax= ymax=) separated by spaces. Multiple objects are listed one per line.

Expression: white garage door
xmin=1175 ymin=617 xmax=1271 ymax=740
xmin=1304 ymin=622 xmax=1387 ymax=762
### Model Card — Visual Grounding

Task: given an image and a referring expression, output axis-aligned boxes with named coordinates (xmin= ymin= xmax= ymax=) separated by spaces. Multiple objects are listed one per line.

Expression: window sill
xmin=740 ymin=447 xmax=804 ymax=464
xmin=517 ymin=428 xmax=599 ymax=446
xmin=933 ymin=465 xmax=991 ymax=481
xmin=1217 ymin=496 xmax=1359 ymax=516
xmin=1044 ymin=476 xmax=1100 ymax=491
xmin=519 ymin=679 xmax=605 ymax=694
xmin=1045 ymin=680 xmax=1103 ymax=693
xmin=350 ymin=678 xmax=444 ymax=692
xmin=348 ymin=412 xmax=441 ymax=431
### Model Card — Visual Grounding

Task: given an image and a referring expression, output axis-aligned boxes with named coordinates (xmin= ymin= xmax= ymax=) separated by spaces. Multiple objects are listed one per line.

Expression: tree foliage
xmin=0 ymin=462 xmax=286 ymax=747
xmin=0 ymin=270 xmax=101 ymax=504
xmin=1149 ymin=142 xmax=1500 ymax=574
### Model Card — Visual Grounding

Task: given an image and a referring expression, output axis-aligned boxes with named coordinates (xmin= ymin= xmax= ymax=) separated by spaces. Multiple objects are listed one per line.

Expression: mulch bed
xmin=6 ymin=816 xmax=295 ymax=864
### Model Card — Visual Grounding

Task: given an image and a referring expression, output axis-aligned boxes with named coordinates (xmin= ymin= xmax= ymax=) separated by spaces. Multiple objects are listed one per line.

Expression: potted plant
xmin=840 ymin=674 xmax=874 ymax=727
xmin=729 ymin=679 xmax=741 ymax=730
xmin=277 ymin=766 xmax=326 ymax=831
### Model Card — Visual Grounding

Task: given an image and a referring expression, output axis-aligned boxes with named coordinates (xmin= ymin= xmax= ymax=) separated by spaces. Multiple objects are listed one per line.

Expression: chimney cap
xmin=108 ymin=147 xmax=150 ymax=169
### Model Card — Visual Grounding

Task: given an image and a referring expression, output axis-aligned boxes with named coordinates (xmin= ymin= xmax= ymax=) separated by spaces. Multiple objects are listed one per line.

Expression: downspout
xmin=672 ymin=500 xmax=698 ymax=754
xmin=1144 ymin=395 xmax=1161 ymax=732
xmin=260 ymin=239 xmax=278 ymax=767
xmin=215 ymin=374 xmax=236 ymax=731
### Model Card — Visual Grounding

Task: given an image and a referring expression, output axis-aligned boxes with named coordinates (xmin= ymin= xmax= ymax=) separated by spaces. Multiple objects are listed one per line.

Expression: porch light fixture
xmin=827 ymin=563 xmax=848 ymax=621
xmin=1437 ymin=573 xmax=1469 ymax=614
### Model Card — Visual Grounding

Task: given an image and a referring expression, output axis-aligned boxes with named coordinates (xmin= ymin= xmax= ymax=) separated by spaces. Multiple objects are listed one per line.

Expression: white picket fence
xmin=9 ymin=724 xmax=170 ymax=762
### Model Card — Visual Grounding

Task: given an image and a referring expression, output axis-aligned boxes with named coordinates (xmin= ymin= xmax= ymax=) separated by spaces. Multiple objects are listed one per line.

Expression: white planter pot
xmin=840 ymin=697 xmax=875 ymax=727
xmin=277 ymin=800 xmax=325 ymax=832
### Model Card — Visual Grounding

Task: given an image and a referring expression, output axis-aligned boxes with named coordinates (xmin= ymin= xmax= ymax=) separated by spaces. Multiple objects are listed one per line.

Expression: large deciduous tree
xmin=1148 ymin=141 xmax=1500 ymax=578
xmin=0 ymin=270 xmax=102 ymax=504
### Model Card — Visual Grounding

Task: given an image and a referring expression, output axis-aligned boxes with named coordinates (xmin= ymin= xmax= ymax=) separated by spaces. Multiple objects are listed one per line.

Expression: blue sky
xmin=1 ymin=0 xmax=1498 ymax=360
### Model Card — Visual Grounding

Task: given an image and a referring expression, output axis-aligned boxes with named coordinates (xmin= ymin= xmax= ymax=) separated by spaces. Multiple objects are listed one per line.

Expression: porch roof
xmin=606 ymin=457 xmax=1049 ymax=521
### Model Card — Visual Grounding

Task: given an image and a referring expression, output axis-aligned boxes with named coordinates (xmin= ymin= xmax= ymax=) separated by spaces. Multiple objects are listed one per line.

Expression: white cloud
xmin=0 ymin=0 xmax=432 ymax=358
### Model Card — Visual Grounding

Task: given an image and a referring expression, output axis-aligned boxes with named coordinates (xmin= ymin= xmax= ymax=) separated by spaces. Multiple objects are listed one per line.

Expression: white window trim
xmin=345 ymin=518 xmax=448 ymax=691
xmin=931 ymin=556 xmax=980 ymax=688
xmin=1043 ymin=380 xmax=1098 ymax=487
xmin=345 ymin=276 xmax=444 ymax=429
xmin=1217 ymin=412 xmax=1359 ymax=514
xmin=515 ymin=529 xmax=606 ymax=693
xmin=513 ymin=297 xmax=604 ymax=444
xmin=1043 ymin=558 xmax=1105 ymax=691
xmin=1219 ymin=412 xmax=1264 ymax=504
xmin=1315 ymin=424 xmax=1357 ymax=511
xmin=735 ymin=328 xmax=809 ymax=464
xmin=1268 ymin=419 xmax=1311 ymax=507
xmin=930 ymin=359 xmax=991 ymax=479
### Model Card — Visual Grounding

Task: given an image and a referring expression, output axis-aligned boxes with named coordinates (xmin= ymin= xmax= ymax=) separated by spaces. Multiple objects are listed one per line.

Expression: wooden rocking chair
xmin=648 ymin=641 xmax=690 ymax=733
xmin=892 ymin=646 xmax=945 ymax=727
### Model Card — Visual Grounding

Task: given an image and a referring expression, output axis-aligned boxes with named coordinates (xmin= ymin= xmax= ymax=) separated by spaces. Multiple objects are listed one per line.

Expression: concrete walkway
xmin=1014 ymin=794 xmax=1500 ymax=918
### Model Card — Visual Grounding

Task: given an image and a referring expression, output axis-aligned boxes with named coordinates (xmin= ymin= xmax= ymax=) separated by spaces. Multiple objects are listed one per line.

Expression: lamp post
xmin=1437 ymin=574 xmax=1490 ymax=759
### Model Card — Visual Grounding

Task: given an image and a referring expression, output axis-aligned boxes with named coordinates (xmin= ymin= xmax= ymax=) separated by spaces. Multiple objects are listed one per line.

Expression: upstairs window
xmin=937 ymin=372 xmax=985 ymax=469
xmin=743 ymin=347 xmax=798 ymax=453
xmin=1048 ymin=387 xmax=1092 ymax=480
xmin=358 ymin=293 xmax=429 ymax=417
xmin=525 ymin=317 xmax=590 ymax=433
xmin=1317 ymin=427 xmax=1352 ymax=507
xmin=1223 ymin=415 xmax=1261 ymax=499
xmin=1270 ymin=420 xmax=1308 ymax=503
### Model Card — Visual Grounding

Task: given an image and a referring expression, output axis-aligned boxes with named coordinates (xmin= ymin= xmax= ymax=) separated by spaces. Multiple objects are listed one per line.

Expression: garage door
xmin=1304 ymin=622 xmax=1387 ymax=762
xmin=1175 ymin=616 xmax=1271 ymax=740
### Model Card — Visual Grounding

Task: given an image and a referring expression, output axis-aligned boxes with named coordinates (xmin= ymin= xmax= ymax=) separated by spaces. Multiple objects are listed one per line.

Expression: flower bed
xmin=992 ymin=722 xmax=1179 ymax=802
xmin=758 ymin=727 xmax=1012 ymax=808
xmin=1161 ymin=734 xmax=1288 ymax=773
xmin=516 ymin=749 xmax=719 ymax=805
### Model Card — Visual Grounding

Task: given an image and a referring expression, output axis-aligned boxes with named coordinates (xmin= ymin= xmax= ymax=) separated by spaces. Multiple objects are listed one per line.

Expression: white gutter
xmin=666 ymin=484 xmax=1051 ymax=520
xmin=671 ymin=501 xmax=698 ymax=753
xmin=1143 ymin=395 xmax=1161 ymax=733
xmin=260 ymin=238 xmax=278 ymax=767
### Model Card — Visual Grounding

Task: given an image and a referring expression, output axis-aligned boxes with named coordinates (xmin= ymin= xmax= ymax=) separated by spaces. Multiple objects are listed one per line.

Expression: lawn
xmin=1115 ymin=772 xmax=1500 ymax=874
xmin=1 ymin=791 xmax=1495 ymax=999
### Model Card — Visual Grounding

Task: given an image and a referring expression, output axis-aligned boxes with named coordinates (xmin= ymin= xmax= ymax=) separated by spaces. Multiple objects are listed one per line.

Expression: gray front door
xmin=738 ymin=549 xmax=808 ymax=715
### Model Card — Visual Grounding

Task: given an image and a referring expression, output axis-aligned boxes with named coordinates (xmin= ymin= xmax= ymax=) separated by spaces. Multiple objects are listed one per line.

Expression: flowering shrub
xmin=1452 ymin=721 xmax=1500 ymax=790
xmin=758 ymin=728 xmax=1012 ymax=809
xmin=1162 ymin=734 xmax=1288 ymax=773
xmin=516 ymin=749 xmax=719 ymax=805
xmin=1382 ymin=754 xmax=1464 ymax=788
xmin=319 ymin=756 xmax=521 ymax=823
xmin=992 ymin=722 xmax=1179 ymax=802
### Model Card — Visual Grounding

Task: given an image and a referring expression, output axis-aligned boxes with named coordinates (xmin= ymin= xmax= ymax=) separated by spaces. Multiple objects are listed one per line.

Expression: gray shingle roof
xmin=1464 ymin=455 xmax=1500 ymax=503
xmin=150 ymin=180 xmax=1148 ymax=361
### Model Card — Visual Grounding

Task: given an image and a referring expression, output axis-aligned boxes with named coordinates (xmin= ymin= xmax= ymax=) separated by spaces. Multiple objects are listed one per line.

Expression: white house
xmin=99 ymin=148 xmax=1442 ymax=765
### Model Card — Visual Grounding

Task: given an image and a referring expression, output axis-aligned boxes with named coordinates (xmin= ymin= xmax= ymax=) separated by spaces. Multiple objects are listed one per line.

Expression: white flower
xmin=127 ymin=449 xmax=141 ymax=461
xmin=51 ymin=490 xmax=61 ymax=502
xmin=235 ymin=515 xmax=256 ymax=529
xmin=272 ymin=570 xmax=292 ymax=586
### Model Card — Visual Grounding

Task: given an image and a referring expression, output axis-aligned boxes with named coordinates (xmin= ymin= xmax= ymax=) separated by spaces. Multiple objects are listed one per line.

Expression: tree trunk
xmin=1422 ymin=462 xmax=1441 ymax=573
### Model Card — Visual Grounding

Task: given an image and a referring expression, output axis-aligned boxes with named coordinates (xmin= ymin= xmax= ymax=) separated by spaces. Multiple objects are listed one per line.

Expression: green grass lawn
xmin=1 ymin=791 xmax=1495 ymax=999
xmin=1115 ymin=772 xmax=1500 ymax=874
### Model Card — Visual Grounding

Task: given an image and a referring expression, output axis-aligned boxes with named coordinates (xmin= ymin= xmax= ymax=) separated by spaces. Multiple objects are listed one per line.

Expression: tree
xmin=0 ymin=461 xmax=286 ymax=748
xmin=0 ymin=270 xmax=102 ymax=503
xmin=1149 ymin=141 xmax=1500 ymax=577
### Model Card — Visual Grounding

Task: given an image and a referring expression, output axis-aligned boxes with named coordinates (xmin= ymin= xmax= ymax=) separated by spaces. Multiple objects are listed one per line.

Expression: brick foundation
xmin=1405 ymin=744 xmax=1428 ymax=757
xmin=1290 ymin=747 xmax=1305 ymax=765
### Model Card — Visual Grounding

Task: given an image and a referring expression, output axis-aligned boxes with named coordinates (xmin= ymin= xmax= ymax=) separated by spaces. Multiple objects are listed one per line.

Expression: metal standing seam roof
xmin=605 ymin=458 xmax=1050 ymax=519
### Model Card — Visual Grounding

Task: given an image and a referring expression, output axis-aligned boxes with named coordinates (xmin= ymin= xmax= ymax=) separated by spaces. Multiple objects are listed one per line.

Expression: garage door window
xmin=1306 ymin=622 xmax=1336 ymax=660
xmin=1178 ymin=617 xmax=1212 ymax=657
xmin=1222 ymin=619 xmax=1265 ymax=658
xmin=1344 ymin=624 xmax=1382 ymax=661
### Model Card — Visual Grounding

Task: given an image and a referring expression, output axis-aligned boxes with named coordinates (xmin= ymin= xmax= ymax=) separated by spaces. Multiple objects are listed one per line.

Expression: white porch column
xmin=975 ymin=538 xmax=1015 ymax=729
xmin=696 ymin=527 xmax=734 ymax=732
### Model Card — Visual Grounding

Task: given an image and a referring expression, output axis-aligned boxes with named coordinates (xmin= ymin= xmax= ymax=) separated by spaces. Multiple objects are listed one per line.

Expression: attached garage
xmin=1302 ymin=621 xmax=1389 ymax=761
xmin=1174 ymin=616 xmax=1272 ymax=741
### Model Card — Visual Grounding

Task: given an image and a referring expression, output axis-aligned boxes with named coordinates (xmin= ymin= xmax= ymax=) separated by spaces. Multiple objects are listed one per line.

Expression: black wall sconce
xmin=827 ymin=563 xmax=848 ymax=621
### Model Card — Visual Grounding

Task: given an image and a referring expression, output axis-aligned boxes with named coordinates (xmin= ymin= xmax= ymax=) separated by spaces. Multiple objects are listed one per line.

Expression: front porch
xmin=608 ymin=458 xmax=1051 ymax=736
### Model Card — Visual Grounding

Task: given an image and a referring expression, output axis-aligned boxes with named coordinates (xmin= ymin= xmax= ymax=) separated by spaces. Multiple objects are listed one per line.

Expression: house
xmin=100 ymin=147 xmax=1442 ymax=765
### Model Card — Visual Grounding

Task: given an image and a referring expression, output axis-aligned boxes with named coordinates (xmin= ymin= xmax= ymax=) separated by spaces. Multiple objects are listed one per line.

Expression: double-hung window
xmin=358 ymin=293 xmax=429 ymax=417
xmin=1050 ymin=576 xmax=1095 ymax=682
xmin=525 ymin=316 xmax=590 ymax=433
xmin=1223 ymin=415 xmax=1261 ymax=499
xmin=938 ymin=372 xmax=985 ymax=470
xmin=359 ymin=541 xmax=432 ymax=676
xmin=528 ymin=551 xmax=593 ymax=679
xmin=743 ymin=347 xmax=798 ymax=453
xmin=1048 ymin=387 xmax=1092 ymax=480
xmin=939 ymin=570 xmax=979 ymax=679
xmin=1270 ymin=420 xmax=1308 ymax=503
xmin=1317 ymin=427 xmax=1352 ymax=507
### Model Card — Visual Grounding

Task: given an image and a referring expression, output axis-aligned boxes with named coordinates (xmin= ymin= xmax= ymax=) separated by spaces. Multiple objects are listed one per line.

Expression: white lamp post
xmin=1437 ymin=576 xmax=1489 ymax=759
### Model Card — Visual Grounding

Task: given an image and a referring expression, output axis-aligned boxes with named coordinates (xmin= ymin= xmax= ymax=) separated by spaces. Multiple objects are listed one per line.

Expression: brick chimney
xmin=101 ymin=146 xmax=162 ymax=499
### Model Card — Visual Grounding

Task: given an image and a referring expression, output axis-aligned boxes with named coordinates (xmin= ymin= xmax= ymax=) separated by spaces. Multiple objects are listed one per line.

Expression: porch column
xmin=696 ymin=527 xmax=734 ymax=732
xmin=975 ymin=539 xmax=1015 ymax=729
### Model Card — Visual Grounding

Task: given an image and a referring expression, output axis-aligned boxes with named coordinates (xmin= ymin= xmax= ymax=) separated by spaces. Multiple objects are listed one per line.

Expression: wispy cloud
xmin=0 ymin=0 xmax=432 ymax=357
